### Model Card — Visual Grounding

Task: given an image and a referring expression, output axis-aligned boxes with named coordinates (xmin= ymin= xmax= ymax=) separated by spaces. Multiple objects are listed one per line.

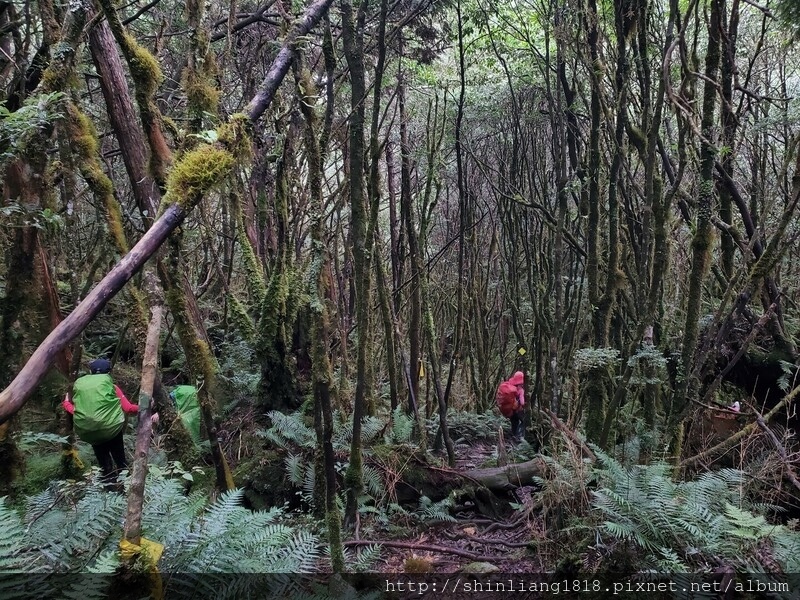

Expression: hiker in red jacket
xmin=496 ymin=371 xmax=526 ymax=440
xmin=62 ymin=358 xmax=138 ymax=484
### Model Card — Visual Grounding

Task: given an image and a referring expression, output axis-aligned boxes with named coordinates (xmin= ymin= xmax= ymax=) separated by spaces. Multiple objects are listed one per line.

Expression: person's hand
xmin=151 ymin=412 xmax=160 ymax=426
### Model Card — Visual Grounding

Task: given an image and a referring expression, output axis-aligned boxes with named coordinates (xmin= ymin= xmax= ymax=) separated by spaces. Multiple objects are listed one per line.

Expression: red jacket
xmin=62 ymin=386 xmax=138 ymax=415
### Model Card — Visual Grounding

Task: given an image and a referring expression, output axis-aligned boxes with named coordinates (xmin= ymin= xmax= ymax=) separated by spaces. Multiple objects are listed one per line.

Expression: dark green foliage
xmin=591 ymin=449 xmax=800 ymax=574
xmin=0 ymin=471 xmax=321 ymax=599
xmin=0 ymin=93 xmax=65 ymax=168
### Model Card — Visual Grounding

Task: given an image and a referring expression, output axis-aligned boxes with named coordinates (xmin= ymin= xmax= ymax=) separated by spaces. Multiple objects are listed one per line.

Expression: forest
xmin=2 ymin=0 xmax=800 ymax=596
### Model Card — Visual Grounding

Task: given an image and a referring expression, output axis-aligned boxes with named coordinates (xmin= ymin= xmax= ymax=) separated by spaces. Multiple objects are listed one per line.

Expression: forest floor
xmin=359 ymin=441 xmax=548 ymax=574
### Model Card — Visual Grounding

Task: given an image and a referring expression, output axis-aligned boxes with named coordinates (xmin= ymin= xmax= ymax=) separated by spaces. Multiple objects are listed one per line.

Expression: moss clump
xmin=217 ymin=113 xmax=253 ymax=158
xmin=164 ymin=145 xmax=235 ymax=206
xmin=227 ymin=294 xmax=256 ymax=341
xmin=124 ymin=33 xmax=164 ymax=97
xmin=183 ymin=69 xmax=220 ymax=116
xmin=70 ymin=109 xmax=100 ymax=158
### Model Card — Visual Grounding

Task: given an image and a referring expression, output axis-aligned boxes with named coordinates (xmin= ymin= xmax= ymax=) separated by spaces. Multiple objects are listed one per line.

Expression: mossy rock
xmin=236 ymin=450 xmax=297 ymax=509
xmin=461 ymin=562 xmax=500 ymax=574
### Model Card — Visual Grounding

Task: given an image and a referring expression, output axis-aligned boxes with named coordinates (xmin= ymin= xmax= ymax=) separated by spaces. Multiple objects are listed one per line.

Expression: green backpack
xmin=72 ymin=374 xmax=124 ymax=444
xmin=172 ymin=385 xmax=202 ymax=444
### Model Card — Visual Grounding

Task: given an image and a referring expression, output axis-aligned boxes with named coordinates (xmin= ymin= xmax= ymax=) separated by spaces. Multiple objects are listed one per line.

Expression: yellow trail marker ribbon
xmin=119 ymin=537 xmax=165 ymax=600
xmin=62 ymin=448 xmax=84 ymax=469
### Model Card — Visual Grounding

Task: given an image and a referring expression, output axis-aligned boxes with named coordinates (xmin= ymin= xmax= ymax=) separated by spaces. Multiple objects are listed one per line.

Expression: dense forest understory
xmin=4 ymin=0 xmax=800 ymax=597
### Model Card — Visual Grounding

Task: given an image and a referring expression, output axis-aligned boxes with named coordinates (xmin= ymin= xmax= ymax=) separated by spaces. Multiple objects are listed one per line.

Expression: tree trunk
xmin=296 ymin=60 xmax=344 ymax=572
xmin=123 ymin=273 xmax=163 ymax=544
xmin=668 ymin=0 xmax=722 ymax=449
xmin=340 ymin=0 xmax=369 ymax=527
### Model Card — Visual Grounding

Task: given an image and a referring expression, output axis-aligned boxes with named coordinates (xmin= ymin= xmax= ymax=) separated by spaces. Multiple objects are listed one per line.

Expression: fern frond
xmin=265 ymin=411 xmax=315 ymax=448
xmin=390 ymin=408 xmax=414 ymax=444
xmin=286 ymin=453 xmax=306 ymax=486
xmin=0 ymin=498 xmax=26 ymax=572
xmin=361 ymin=465 xmax=383 ymax=500
xmin=350 ymin=544 xmax=382 ymax=572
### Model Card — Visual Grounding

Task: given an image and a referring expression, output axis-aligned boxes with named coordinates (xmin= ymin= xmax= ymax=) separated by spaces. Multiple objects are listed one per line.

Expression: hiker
xmin=169 ymin=384 xmax=202 ymax=445
xmin=496 ymin=370 xmax=526 ymax=440
xmin=62 ymin=358 xmax=139 ymax=484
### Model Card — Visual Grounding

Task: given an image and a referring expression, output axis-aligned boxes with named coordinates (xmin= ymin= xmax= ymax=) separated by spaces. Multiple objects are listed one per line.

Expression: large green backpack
xmin=72 ymin=374 xmax=124 ymax=444
xmin=172 ymin=385 xmax=201 ymax=444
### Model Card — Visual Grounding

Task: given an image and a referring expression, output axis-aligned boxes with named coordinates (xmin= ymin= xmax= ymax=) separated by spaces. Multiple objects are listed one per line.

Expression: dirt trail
xmin=357 ymin=441 xmax=546 ymax=573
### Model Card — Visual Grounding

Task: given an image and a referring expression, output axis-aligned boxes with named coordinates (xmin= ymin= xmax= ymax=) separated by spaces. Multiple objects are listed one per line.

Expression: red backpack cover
xmin=496 ymin=381 xmax=519 ymax=417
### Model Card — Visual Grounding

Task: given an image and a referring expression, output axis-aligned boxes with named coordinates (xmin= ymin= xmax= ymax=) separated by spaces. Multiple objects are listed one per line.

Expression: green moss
xmin=164 ymin=145 xmax=235 ymax=206
xmin=70 ymin=109 xmax=100 ymax=157
xmin=162 ymin=116 xmax=180 ymax=138
xmin=124 ymin=33 xmax=164 ymax=97
xmin=13 ymin=446 xmax=92 ymax=497
xmin=217 ymin=113 xmax=253 ymax=158
xmin=183 ymin=69 xmax=220 ymax=116
xmin=227 ymin=294 xmax=256 ymax=341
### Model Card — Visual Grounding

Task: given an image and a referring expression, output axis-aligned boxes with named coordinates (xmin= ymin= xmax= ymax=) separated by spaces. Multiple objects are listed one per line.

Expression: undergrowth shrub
xmin=0 ymin=470 xmax=323 ymax=599
xmin=261 ymin=409 xmax=465 ymax=525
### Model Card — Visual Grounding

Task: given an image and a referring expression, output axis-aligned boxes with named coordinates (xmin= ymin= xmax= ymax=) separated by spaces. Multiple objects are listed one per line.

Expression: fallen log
xmin=461 ymin=458 xmax=547 ymax=491
xmin=393 ymin=457 xmax=547 ymax=507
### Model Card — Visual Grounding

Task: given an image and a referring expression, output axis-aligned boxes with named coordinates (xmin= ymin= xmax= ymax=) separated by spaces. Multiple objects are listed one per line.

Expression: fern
xmin=590 ymin=451 xmax=800 ymax=574
xmin=286 ymin=453 xmax=306 ymax=486
xmin=390 ymin=407 xmax=414 ymax=444
xmin=0 ymin=498 xmax=26 ymax=572
xmin=349 ymin=544 xmax=382 ymax=572
xmin=415 ymin=496 xmax=456 ymax=523
xmin=7 ymin=468 xmax=323 ymax=600
xmin=333 ymin=416 xmax=383 ymax=447
xmin=262 ymin=411 xmax=316 ymax=448
xmin=361 ymin=465 xmax=383 ymax=500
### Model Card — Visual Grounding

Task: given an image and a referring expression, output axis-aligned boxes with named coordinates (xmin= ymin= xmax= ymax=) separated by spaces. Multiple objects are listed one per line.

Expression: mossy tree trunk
xmin=160 ymin=241 xmax=235 ymax=491
xmin=582 ymin=0 xmax=607 ymax=444
xmin=123 ymin=271 xmax=162 ymax=545
xmin=365 ymin=0 xmax=393 ymax=419
xmin=668 ymin=0 xmax=722 ymax=454
xmin=397 ymin=35 xmax=426 ymax=446
xmin=599 ymin=0 xmax=672 ymax=449
xmin=257 ymin=128 xmax=298 ymax=413
xmin=0 ymin=0 xmax=82 ymax=495
xmin=86 ymin=13 xmax=201 ymax=465
xmin=340 ymin=0 xmax=373 ymax=527
xmin=295 ymin=57 xmax=345 ymax=572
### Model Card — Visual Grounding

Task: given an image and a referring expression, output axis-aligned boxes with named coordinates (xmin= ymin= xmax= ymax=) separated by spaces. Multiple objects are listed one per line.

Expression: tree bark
xmin=295 ymin=59 xmax=344 ymax=572
xmin=341 ymin=0 xmax=369 ymax=527
xmin=668 ymin=0 xmax=722 ymax=448
xmin=123 ymin=274 xmax=163 ymax=544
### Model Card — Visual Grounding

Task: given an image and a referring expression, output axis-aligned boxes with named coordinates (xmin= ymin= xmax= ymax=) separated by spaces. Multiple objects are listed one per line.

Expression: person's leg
xmin=509 ymin=413 xmax=521 ymax=440
xmin=514 ymin=410 xmax=526 ymax=439
xmin=107 ymin=430 xmax=128 ymax=475
xmin=91 ymin=441 xmax=116 ymax=483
